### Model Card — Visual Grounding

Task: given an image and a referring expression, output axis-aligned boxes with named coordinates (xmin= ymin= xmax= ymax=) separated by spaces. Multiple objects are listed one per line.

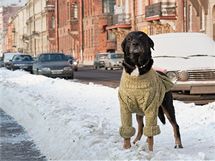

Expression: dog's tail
xmin=158 ymin=107 xmax=166 ymax=124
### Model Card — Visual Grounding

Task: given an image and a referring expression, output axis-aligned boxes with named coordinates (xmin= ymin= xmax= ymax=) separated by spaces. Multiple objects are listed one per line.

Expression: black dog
xmin=118 ymin=31 xmax=183 ymax=151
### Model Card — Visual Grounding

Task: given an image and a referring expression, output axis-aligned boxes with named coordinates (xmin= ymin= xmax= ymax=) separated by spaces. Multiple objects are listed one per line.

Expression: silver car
xmin=103 ymin=53 xmax=124 ymax=70
xmin=33 ymin=53 xmax=74 ymax=79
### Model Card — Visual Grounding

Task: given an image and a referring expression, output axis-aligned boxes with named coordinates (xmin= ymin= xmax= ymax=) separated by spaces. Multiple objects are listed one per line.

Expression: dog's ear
xmin=148 ymin=37 xmax=154 ymax=50
xmin=121 ymin=38 xmax=126 ymax=53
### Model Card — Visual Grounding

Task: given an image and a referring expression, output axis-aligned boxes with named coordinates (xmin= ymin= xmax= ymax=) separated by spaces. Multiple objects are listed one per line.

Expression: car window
xmin=96 ymin=54 xmax=107 ymax=60
xmin=12 ymin=55 xmax=33 ymax=61
xmin=110 ymin=53 xmax=124 ymax=59
xmin=39 ymin=54 xmax=67 ymax=62
xmin=3 ymin=53 xmax=19 ymax=62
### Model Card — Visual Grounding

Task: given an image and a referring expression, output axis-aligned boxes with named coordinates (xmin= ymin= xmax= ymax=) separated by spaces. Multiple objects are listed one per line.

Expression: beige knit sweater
xmin=118 ymin=69 xmax=174 ymax=138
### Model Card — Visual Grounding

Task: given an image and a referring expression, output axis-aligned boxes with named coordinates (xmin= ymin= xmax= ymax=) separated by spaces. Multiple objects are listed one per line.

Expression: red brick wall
xmin=55 ymin=0 xmax=81 ymax=59
xmin=83 ymin=0 xmax=113 ymax=64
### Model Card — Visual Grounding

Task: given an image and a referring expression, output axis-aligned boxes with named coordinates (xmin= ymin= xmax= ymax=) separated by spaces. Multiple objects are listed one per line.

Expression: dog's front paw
xmin=123 ymin=138 xmax=131 ymax=149
xmin=174 ymin=144 xmax=183 ymax=148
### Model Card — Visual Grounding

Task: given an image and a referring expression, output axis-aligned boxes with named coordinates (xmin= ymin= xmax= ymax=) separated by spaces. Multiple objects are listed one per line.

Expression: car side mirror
xmin=68 ymin=59 xmax=73 ymax=64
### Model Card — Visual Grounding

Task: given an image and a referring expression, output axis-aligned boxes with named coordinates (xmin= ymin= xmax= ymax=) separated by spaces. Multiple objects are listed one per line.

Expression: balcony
xmin=106 ymin=13 xmax=131 ymax=30
xmin=145 ymin=2 xmax=176 ymax=21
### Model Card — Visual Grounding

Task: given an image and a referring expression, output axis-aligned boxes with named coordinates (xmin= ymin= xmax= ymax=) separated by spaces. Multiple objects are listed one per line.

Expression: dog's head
xmin=121 ymin=31 xmax=154 ymax=75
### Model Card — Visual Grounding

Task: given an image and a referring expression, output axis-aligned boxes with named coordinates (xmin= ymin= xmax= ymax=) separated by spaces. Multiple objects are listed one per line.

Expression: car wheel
xmin=109 ymin=63 xmax=113 ymax=70
xmin=70 ymin=73 xmax=74 ymax=79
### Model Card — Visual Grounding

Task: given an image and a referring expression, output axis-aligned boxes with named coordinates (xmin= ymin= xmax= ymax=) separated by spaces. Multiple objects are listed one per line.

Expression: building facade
xmin=55 ymin=0 xmax=82 ymax=60
xmin=82 ymin=0 xmax=116 ymax=64
xmin=207 ymin=0 xmax=215 ymax=40
xmin=2 ymin=0 xmax=214 ymax=63
xmin=0 ymin=4 xmax=21 ymax=55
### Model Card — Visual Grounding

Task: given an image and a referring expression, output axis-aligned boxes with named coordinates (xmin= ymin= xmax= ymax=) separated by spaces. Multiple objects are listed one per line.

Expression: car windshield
xmin=97 ymin=54 xmax=108 ymax=59
xmin=12 ymin=55 xmax=33 ymax=61
xmin=110 ymin=54 xmax=124 ymax=59
xmin=65 ymin=55 xmax=74 ymax=60
xmin=3 ymin=53 xmax=19 ymax=61
xmin=39 ymin=54 xmax=67 ymax=62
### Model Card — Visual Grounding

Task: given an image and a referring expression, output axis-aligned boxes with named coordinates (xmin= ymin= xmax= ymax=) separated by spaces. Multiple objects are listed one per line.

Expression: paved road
xmin=74 ymin=66 xmax=122 ymax=88
xmin=0 ymin=108 xmax=46 ymax=161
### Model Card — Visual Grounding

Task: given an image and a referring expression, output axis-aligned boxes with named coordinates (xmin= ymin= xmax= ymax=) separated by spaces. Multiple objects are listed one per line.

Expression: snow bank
xmin=0 ymin=69 xmax=215 ymax=160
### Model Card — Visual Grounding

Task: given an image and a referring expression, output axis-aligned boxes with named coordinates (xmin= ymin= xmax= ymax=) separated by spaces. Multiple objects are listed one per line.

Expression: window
xmin=137 ymin=0 xmax=143 ymax=15
xmin=51 ymin=16 xmax=55 ymax=29
xmin=103 ymin=0 xmax=115 ymax=14
xmin=188 ymin=5 xmax=192 ymax=32
xmin=72 ymin=3 xmax=78 ymax=19
xmin=200 ymin=8 xmax=205 ymax=31
xmin=67 ymin=1 xmax=70 ymax=20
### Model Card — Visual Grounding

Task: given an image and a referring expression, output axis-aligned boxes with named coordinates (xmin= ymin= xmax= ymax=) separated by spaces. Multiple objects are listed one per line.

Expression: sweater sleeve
xmin=118 ymin=92 xmax=135 ymax=139
xmin=143 ymin=107 xmax=160 ymax=137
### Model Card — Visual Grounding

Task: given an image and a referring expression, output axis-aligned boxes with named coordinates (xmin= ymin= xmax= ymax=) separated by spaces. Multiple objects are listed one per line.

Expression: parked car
xmin=7 ymin=54 xmax=34 ymax=73
xmin=103 ymin=53 xmax=124 ymax=70
xmin=151 ymin=32 xmax=215 ymax=104
xmin=65 ymin=55 xmax=79 ymax=71
xmin=2 ymin=52 xmax=21 ymax=69
xmin=33 ymin=53 xmax=74 ymax=79
xmin=93 ymin=53 xmax=108 ymax=69
xmin=0 ymin=58 xmax=3 ymax=67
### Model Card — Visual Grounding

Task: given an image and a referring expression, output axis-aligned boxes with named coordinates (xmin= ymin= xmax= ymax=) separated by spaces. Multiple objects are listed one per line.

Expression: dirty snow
xmin=0 ymin=69 xmax=215 ymax=160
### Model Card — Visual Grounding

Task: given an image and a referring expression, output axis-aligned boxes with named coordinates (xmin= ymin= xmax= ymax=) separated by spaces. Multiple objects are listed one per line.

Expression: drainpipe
xmin=55 ymin=0 xmax=59 ymax=51
xmin=80 ymin=0 xmax=84 ymax=63
xmin=132 ymin=0 xmax=136 ymax=31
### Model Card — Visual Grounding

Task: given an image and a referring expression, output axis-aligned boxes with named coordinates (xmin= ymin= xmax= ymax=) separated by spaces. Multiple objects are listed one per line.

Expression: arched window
xmin=51 ymin=16 xmax=55 ymax=29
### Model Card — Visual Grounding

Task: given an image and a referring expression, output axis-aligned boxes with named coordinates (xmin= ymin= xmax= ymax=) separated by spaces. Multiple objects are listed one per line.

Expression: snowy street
xmin=0 ymin=68 xmax=215 ymax=160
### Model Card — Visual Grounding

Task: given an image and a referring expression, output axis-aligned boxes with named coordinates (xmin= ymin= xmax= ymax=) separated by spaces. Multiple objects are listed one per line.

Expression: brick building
xmin=107 ymin=0 xmax=211 ymax=52
xmin=0 ymin=4 xmax=21 ymax=55
xmin=2 ymin=0 xmax=214 ymax=63
xmin=83 ymin=0 xmax=116 ymax=64
xmin=4 ymin=19 xmax=15 ymax=52
xmin=55 ymin=0 xmax=82 ymax=60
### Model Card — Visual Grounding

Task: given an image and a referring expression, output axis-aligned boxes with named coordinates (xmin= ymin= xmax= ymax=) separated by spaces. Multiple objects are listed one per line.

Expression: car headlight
xmin=73 ymin=61 xmax=78 ymax=65
xmin=166 ymin=71 xmax=178 ymax=83
xmin=178 ymin=70 xmax=189 ymax=81
xmin=64 ymin=67 xmax=73 ymax=71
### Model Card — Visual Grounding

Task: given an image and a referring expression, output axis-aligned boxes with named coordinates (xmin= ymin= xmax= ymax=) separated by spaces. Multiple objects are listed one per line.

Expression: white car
xmin=150 ymin=32 xmax=215 ymax=104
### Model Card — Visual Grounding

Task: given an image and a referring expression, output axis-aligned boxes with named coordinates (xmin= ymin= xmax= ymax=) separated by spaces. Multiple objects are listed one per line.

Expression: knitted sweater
xmin=118 ymin=69 xmax=174 ymax=138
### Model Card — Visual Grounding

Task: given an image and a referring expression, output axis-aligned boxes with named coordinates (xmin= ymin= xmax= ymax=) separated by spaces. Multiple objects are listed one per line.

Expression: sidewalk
xmin=0 ymin=108 xmax=46 ymax=161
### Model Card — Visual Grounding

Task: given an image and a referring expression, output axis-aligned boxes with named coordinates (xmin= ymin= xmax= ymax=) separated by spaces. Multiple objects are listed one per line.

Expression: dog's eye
xmin=127 ymin=37 xmax=132 ymax=41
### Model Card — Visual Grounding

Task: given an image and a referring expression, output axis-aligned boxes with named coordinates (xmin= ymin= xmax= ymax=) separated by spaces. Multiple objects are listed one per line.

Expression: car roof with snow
xmin=150 ymin=32 xmax=215 ymax=57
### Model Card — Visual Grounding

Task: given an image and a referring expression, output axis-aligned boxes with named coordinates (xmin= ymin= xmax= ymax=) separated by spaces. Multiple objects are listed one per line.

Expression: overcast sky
xmin=0 ymin=0 xmax=26 ymax=6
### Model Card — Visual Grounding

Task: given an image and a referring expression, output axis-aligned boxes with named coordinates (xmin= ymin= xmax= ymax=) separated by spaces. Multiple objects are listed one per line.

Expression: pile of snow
xmin=0 ymin=69 xmax=215 ymax=160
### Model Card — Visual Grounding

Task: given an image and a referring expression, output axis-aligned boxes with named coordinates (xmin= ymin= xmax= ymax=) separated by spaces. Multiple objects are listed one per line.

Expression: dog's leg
xmin=123 ymin=138 xmax=131 ymax=149
xmin=147 ymin=136 xmax=153 ymax=151
xmin=161 ymin=105 xmax=183 ymax=148
xmin=133 ymin=114 xmax=144 ymax=144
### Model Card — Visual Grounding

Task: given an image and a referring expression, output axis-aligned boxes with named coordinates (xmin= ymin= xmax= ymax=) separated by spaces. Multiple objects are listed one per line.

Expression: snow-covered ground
xmin=0 ymin=68 xmax=215 ymax=161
